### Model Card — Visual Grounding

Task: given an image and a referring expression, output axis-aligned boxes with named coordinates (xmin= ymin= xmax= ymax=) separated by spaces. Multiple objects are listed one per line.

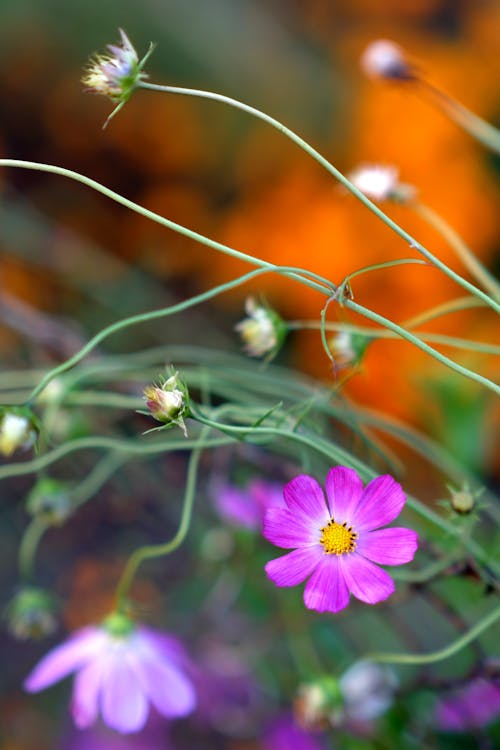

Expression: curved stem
xmin=403 ymin=296 xmax=486 ymax=328
xmin=19 ymin=265 xmax=331 ymax=404
xmin=344 ymin=299 xmax=499 ymax=395
xmin=19 ymin=518 xmax=48 ymax=581
xmin=138 ymin=82 xmax=499 ymax=312
xmin=366 ymin=604 xmax=500 ymax=665
xmin=114 ymin=427 xmax=209 ymax=609
xmin=411 ymin=201 xmax=500 ymax=300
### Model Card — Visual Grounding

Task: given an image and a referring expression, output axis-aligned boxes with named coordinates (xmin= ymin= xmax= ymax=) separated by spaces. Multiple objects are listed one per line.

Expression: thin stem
xmin=70 ymin=451 xmax=127 ymax=509
xmin=366 ymin=604 xmax=500 ymax=665
xmin=344 ymin=299 xmax=499 ymax=395
xmin=392 ymin=554 xmax=459 ymax=583
xmin=19 ymin=518 xmax=48 ymax=581
xmin=114 ymin=427 xmax=209 ymax=609
xmin=411 ymin=202 xmax=500 ymax=300
xmin=402 ymin=296 xmax=486 ymax=329
xmin=138 ymin=82 xmax=499 ymax=312
xmin=0 ymin=160 xmax=330 ymax=301
xmin=19 ymin=265 xmax=331 ymax=404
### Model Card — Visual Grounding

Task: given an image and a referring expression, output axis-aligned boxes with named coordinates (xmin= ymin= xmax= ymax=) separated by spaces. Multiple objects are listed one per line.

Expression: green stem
xmin=411 ymin=202 xmax=500 ymax=300
xmin=138 ymin=81 xmax=499 ymax=312
xmin=392 ymin=554 xmax=458 ymax=583
xmin=114 ymin=427 xmax=209 ymax=609
xmin=19 ymin=518 xmax=48 ymax=581
xmin=366 ymin=604 xmax=500 ymax=665
xmin=18 ymin=265 xmax=330 ymax=404
xmin=70 ymin=451 xmax=127 ymax=509
xmin=344 ymin=299 xmax=499 ymax=395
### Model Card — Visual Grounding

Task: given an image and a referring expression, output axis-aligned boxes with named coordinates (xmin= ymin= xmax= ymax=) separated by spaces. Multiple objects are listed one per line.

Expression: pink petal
xmin=71 ymin=658 xmax=105 ymax=728
xmin=101 ymin=655 xmax=149 ymax=733
xmin=340 ymin=554 xmax=395 ymax=604
xmin=357 ymin=527 xmax=418 ymax=565
xmin=303 ymin=557 xmax=350 ymax=613
xmin=283 ymin=475 xmax=330 ymax=527
xmin=214 ymin=486 xmax=262 ymax=530
xmin=131 ymin=648 xmax=196 ymax=719
xmin=325 ymin=466 xmax=364 ymax=522
xmin=24 ymin=627 xmax=107 ymax=692
xmin=265 ymin=547 xmax=322 ymax=587
xmin=263 ymin=507 xmax=317 ymax=549
xmin=351 ymin=475 xmax=406 ymax=532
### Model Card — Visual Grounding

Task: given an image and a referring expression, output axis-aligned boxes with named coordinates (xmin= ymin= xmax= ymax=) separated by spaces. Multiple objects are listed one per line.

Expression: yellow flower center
xmin=319 ymin=519 xmax=357 ymax=555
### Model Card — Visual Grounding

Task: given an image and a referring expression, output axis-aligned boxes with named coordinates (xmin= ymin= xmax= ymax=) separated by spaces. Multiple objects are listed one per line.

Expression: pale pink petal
xmin=214 ymin=485 xmax=262 ymax=530
xmin=131 ymin=646 xmax=196 ymax=718
xmin=351 ymin=475 xmax=406 ymax=532
xmin=24 ymin=627 xmax=107 ymax=692
xmin=265 ymin=547 xmax=322 ymax=587
xmin=325 ymin=466 xmax=364 ymax=522
xmin=303 ymin=557 xmax=350 ymax=613
xmin=340 ymin=554 xmax=395 ymax=604
xmin=71 ymin=657 xmax=105 ymax=728
xmin=101 ymin=655 xmax=149 ymax=733
xmin=357 ymin=527 xmax=418 ymax=565
xmin=283 ymin=475 xmax=330 ymax=527
xmin=137 ymin=627 xmax=187 ymax=665
xmin=263 ymin=507 xmax=318 ymax=549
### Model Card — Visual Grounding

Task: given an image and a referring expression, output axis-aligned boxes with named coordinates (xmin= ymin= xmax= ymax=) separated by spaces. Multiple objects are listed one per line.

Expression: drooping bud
xmin=235 ymin=297 xmax=287 ymax=359
xmin=360 ymin=39 xmax=416 ymax=82
xmin=26 ymin=478 xmax=73 ymax=526
xmin=0 ymin=407 xmax=38 ymax=457
xmin=142 ymin=368 xmax=189 ymax=437
xmin=329 ymin=331 xmax=371 ymax=369
xmin=5 ymin=587 xmax=57 ymax=640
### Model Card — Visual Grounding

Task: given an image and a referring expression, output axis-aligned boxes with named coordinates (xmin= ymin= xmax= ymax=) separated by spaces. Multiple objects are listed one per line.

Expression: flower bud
xmin=329 ymin=331 xmax=371 ymax=369
xmin=0 ymin=408 xmax=38 ymax=457
xmin=447 ymin=483 xmax=479 ymax=515
xmin=5 ymin=588 xmax=57 ymax=640
xmin=339 ymin=660 xmax=398 ymax=723
xmin=294 ymin=676 xmax=343 ymax=730
xmin=348 ymin=164 xmax=416 ymax=204
xmin=143 ymin=369 xmax=189 ymax=437
xmin=26 ymin=478 xmax=72 ymax=526
xmin=236 ymin=297 xmax=287 ymax=359
xmin=82 ymin=29 xmax=153 ymax=104
xmin=360 ymin=39 xmax=416 ymax=81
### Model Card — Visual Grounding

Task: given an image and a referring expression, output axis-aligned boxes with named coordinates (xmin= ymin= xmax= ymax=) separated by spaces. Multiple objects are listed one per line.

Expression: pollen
xmin=319 ymin=519 xmax=357 ymax=555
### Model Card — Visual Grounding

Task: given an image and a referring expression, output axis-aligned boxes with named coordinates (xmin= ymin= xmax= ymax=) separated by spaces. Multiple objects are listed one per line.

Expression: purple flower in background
xmin=214 ymin=479 xmax=286 ymax=531
xmin=61 ymin=715 xmax=173 ymax=750
xmin=24 ymin=615 xmax=196 ymax=734
xmin=262 ymin=715 xmax=326 ymax=750
xmin=436 ymin=678 xmax=500 ymax=732
xmin=264 ymin=466 xmax=418 ymax=613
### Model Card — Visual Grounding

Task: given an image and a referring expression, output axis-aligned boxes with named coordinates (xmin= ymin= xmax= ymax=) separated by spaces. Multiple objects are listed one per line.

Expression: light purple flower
xmin=263 ymin=466 xmax=418 ymax=613
xmin=261 ymin=715 xmax=326 ymax=750
xmin=214 ymin=479 xmax=286 ymax=531
xmin=436 ymin=678 xmax=500 ymax=732
xmin=24 ymin=619 xmax=196 ymax=734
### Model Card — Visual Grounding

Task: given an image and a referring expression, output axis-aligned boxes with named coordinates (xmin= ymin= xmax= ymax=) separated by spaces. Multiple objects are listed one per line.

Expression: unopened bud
xmin=294 ymin=676 xmax=342 ymax=730
xmin=236 ymin=297 xmax=287 ymax=359
xmin=329 ymin=331 xmax=371 ymax=369
xmin=447 ymin=483 xmax=479 ymax=515
xmin=348 ymin=164 xmax=416 ymax=204
xmin=360 ymin=39 xmax=416 ymax=82
xmin=0 ymin=408 xmax=38 ymax=457
xmin=5 ymin=588 xmax=57 ymax=640
xmin=26 ymin=478 xmax=72 ymax=526
xmin=143 ymin=369 xmax=189 ymax=437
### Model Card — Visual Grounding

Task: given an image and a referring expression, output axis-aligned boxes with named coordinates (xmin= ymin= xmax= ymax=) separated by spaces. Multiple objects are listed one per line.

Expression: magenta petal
xmin=325 ymin=466 xmax=364 ymax=522
xmin=283 ymin=475 xmax=330 ymax=527
xmin=357 ymin=527 xmax=418 ymax=565
xmin=265 ymin=547 xmax=322 ymax=587
xmin=351 ymin=475 xmax=406 ymax=532
xmin=132 ymin=649 xmax=196 ymax=718
xmin=101 ymin=656 xmax=149 ymax=733
xmin=340 ymin=554 xmax=395 ymax=604
xmin=71 ymin=658 xmax=104 ymax=729
xmin=24 ymin=627 xmax=106 ymax=692
xmin=303 ymin=557 xmax=350 ymax=613
xmin=263 ymin=507 xmax=317 ymax=549
xmin=215 ymin=486 xmax=261 ymax=530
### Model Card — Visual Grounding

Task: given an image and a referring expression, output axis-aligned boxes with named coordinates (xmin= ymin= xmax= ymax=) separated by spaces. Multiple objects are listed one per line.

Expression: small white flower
xmin=235 ymin=298 xmax=285 ymax=358
xmin=348 ymin=164 xmax=400 ymax=202
xmin=360 ymin=39 xmax=414 ymax=81
xmin=0 ymin=412 xmax=36 ymax=457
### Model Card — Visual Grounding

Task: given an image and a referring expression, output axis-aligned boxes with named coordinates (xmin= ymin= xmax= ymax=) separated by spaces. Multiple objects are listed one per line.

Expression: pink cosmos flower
xmin=436 ymin=678 xmax=500 ymax=732
xmin=263 ymin=466 xmax=418 ymax=613
xmin=24 ymin=619 xmax=196 ymax=734
xmin=214 ymin=479 xmax=286 ymax=530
